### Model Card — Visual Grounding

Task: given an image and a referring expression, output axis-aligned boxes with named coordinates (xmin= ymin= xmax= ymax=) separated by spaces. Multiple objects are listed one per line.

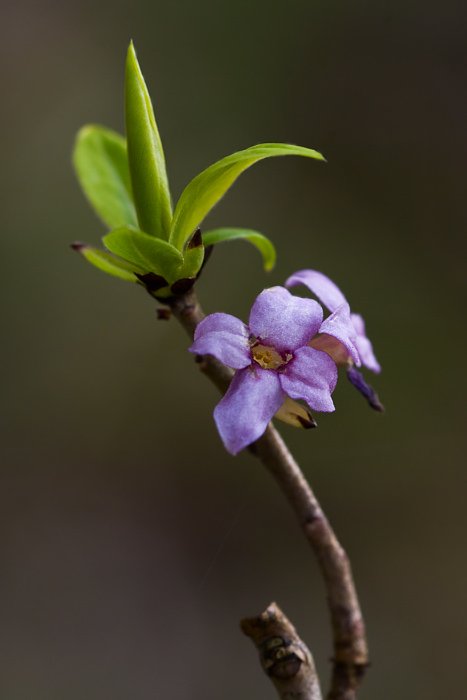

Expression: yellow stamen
xmin=252 ymin=343 xmax=286 ymax=370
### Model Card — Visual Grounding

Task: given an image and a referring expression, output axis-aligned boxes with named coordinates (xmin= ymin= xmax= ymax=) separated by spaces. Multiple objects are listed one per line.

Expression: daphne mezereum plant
xmin=72 ymin=42 xmax=384 ymax=700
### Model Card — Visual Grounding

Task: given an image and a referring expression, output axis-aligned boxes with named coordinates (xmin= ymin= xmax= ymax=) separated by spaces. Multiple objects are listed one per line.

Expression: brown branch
xmin=167 ymin=289 xmax=369 ymax=700
xmin=241 ymin=602 xmax=322 ymax=700
xmin=251 ymin=426 xmax=369 ymax=700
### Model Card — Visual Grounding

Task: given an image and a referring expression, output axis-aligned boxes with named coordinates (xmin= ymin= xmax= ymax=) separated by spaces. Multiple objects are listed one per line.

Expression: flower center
xmin=252 ymin=343 xmax=287 ymax=370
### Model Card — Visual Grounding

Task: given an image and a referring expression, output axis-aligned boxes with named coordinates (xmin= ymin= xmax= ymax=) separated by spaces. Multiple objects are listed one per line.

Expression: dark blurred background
xmin=1 ymin=1 xmax=466 ymax=698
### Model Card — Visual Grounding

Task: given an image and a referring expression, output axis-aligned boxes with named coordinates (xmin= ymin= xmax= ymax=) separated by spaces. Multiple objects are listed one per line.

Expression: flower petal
xmin=214 ymin=367 xmax=285 ymax=454
xmin=308 ymin=334 xmax=352 ymax=367
xmin=189 ymin=313 xmax=252 ymax=369
xmin=279 ymin=346 xmax=337 ymax=413
xmin=347 ymin=366 xmax=385 ymax=411
xmin=248 ymin=286 xmax=323 ymax=353
xmin=194 ymin=312 xmax=249 ymax=341
xmin=351 ymin=313 xmax=381 ymax=373
xmin=319 ymin=303 xmax=360 ymax=366
xmin=285 ymin=270 xmax=347 ymax=312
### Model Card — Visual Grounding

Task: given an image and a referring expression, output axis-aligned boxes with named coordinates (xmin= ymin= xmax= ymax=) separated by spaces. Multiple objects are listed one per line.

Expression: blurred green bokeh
xmin=1 ymin=1 xmax=466 ymax=699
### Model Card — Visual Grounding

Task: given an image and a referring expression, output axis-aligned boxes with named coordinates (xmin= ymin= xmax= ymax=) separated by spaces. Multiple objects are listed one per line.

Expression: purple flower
xmin=285 ymin=270 xmax=381 ymax=373
xmin=189 ymin=286 xmax=357 ymax=455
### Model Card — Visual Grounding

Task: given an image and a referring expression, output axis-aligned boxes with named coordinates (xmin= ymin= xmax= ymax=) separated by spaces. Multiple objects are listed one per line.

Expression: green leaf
xmin=71 ymin=243 xmax=144 ymax=281
xmin=73 ymin=125 xmax=138 ymax=229
xmin=202 ymin=227 xmax=276 ymax=271
xmin=103 ymin=226 xmax=182 ymax=278
xmin=176 ymin=245 xmax=205 ymax=280
xmin=169 ymin=143 xmax=324 ymax=250
xmin=125 ymin=42 xmax=172 ymax=240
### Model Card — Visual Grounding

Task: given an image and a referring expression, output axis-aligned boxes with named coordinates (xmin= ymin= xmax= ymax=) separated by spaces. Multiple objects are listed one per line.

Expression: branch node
xmin=241 ymin=602 xmax=323 ymax=700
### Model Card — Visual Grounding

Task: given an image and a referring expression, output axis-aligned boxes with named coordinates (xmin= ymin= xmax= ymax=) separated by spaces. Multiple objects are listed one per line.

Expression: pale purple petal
xmin=350 ymin=313 xmax=365 ymax=337
xmin=285 ymin=270 xmax=347 ymax=312
xmin=279 ymin=346 xmax=337 ymax=413
xmin=355 ymin=335 xmax=381 ymax=373
xmin=319 ymin=303 xmax=361 ymax=367
xmin=248 ymin=286 xmax=323 ymax=353
xmin=214 ymin=367 xmax=285 ymax=454
xmin=189 ymin=332 xmax=251 ymax=369
xmin=194 ymin=313 xmax=249 ymax=341
xmin=351 ymin=314 xmax=381 ymax=373
xmin=189 ymin=312 xmax=251 ymax=369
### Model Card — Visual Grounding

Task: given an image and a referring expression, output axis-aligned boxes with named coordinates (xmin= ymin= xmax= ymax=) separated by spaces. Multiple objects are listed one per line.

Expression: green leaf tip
xmin=71 ymin=241 xmax=144 ymax=281
xmin=73 ymin=124 xmax=138 ymax=229
xmin=125 ymin=43 xmax=172 ymax=241
xmin=202 ymin=227 xmax=276 ymax=271
xmin=169 ymin=142 xmax=324 ymax=251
